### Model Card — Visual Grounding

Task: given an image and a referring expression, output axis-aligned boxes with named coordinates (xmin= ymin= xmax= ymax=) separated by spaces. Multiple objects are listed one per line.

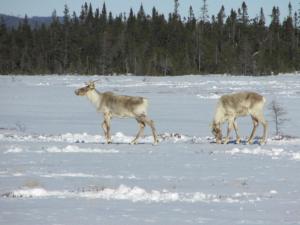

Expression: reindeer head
xmin=211 ymin=122 xmax=222 ymax=143
xmin=75 ymin=81 xmax=97 ymax=96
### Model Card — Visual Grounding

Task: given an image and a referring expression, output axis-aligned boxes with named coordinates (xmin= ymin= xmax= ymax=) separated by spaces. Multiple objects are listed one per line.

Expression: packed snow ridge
xmin=0 ymin=132 xmax=206 ymax=144
xmin=1 ymin=131 xmax=300 ymax=145
xmin=2 ymin=185 xmax=277 ymax=204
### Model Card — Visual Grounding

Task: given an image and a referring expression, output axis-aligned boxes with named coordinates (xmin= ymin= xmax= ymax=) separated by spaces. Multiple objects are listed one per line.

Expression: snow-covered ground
xmin=0 ymin=74 xmax=300 ymax=225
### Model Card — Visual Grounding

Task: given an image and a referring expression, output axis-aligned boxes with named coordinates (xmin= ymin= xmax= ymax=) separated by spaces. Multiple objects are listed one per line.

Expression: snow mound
xmin=2 ymin=185 xmax=275 ymax=204
xmin=196 ymin=93 xmax=221 ymax=99
xmin=2 ymin=145 xmax=119 ymax=154
xmin=46 ymin=145 xmax=119 ymax=154
xmin=41 ymin=173 xmax=97 ymax=178
xmin=225 ymin=146 xmax=300 ymax=161
xmin=226 ymin=147 xmax=285 ymax=157
xmin=4 ymin=147 xmax=23 ymax=154
xmin=40 ymin=173 xmax=138 ymax=180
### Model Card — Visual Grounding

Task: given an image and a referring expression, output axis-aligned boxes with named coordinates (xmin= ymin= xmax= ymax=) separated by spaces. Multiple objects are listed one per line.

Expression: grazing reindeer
xmin=75 ymin=81 xmax=158 ymax=144
xmin=211 ymin=92 xmax=268 ymax=144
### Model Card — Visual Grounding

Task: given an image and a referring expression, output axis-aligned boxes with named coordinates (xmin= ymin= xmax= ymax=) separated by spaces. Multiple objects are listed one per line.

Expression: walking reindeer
xmin=211 ymin=92 xmax=268 ymax=144
xmin=75 ymin=80 xmax=158 ymax=144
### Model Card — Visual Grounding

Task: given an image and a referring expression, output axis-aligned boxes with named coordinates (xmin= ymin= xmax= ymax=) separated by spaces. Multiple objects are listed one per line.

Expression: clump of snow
xmin=270 ymin=190 xmax=278 ymax=195
xmin=113 ymin=132 xmax=135 ymax=143
xmin=159 ymin=132 xmax=191 ymax=143
xmin=46 ymin=145 xmax=119 ymax=154
xmin=268 ymin=136 xmax=300 ymax=145
xmin=41 ymin=173 xmax=97 ymax=178
xmin=39 ymin=173 xmax=140 ymax=181
xmin=61 ymin=132 xmax=103 ymax=143
xmin=225 ymin=146 xmax=300 ymax=161
xmin=4 ymin=147 xmax=23 ymax=154
xmin=292 ymin=153 xmax=300 ymax=161
xmin=225 ymin=147 xmax=285 ymax=158
xmin=196 ymin=93 xmax=220 ymax=99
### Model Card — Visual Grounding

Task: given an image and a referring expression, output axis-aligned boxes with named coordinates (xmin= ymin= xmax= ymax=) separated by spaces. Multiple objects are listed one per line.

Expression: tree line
xmin=0 ymin=1 xmax=300 ymax=75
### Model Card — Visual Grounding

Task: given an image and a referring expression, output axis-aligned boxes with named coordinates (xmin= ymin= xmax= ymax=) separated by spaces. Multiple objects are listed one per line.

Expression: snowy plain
xmin=0 ymin=74 xmax=300 ymax=225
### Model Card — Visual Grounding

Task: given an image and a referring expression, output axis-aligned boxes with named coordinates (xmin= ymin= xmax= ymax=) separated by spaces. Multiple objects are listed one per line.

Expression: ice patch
xmin=2 ymin=185 xmax=272 ymax=204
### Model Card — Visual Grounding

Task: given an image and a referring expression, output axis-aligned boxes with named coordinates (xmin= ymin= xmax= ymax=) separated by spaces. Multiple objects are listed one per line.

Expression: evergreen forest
xmin=1 ymin=1 xmax=300 ymax=75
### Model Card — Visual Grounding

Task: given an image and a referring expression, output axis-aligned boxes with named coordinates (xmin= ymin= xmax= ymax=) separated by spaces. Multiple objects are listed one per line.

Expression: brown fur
xmin=100 ymin=92 xmax=145 ymax=115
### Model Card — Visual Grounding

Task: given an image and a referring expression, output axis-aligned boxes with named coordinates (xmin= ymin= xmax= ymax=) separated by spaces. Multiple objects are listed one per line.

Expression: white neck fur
xmin=86 ymin=89 xmax=102 ymax=109
xmin=213 ymin=105 xmax=226 ymax=124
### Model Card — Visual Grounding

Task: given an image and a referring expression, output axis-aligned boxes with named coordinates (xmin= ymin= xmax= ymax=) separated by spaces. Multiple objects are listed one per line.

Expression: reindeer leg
xmin=247 ymin=116 xmax=258 ymax=144
xmin=103 ymin=113 xmax=112 ymax=144
xmin=257 ymin=114 xmax=268 ymax=144
xmin=140 ymin=115 xmax=158 ymax=145
xmin=101 ymin=120 xmax=108 ymax=142
xmin=223 ymin=119 xmax=234 ymax=144
xmin=106 ymin=114 xmax=112 ymax=144
xmin=131 ymin=120 xmax=145 ymax=145
xmin=233 ymin=120 xmax=241 ymax=144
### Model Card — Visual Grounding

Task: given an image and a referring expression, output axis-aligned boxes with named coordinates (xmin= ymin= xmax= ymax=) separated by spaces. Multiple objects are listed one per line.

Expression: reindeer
xmin=75 ymin=80 xmax=158 ymax=145
xmin=211 ymin=92 xmax=268 ymax=144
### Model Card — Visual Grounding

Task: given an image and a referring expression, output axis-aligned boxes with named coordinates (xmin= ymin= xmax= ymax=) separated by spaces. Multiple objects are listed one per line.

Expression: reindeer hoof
xmin=259 ymin=140 xmax=266 ymax=145
xmin=236 ymin=139 xmax=241 ymax=144
xmin=216 ymin=140 xmax=222 ymax=144
xmin=223 ymin=139 xmax=229 ymax=144
xmin=247 ymin=140 xmax=253 ymax=145
xmin=130 ymin=140 xmax=138 ymax=145
xmin=107 ymin=140 xmax=112 ymax=144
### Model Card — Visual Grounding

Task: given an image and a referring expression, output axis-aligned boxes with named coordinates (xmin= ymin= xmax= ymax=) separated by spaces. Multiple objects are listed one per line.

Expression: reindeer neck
xmin=86 ymin=89 xmax=102 ymax=109
xmin=213 ymin=109 xmax=224 ymax=125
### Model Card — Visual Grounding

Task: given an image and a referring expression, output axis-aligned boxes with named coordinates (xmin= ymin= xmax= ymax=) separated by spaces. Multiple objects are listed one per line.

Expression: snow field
xmin=1 ymin=74 xmax=300 ymax=225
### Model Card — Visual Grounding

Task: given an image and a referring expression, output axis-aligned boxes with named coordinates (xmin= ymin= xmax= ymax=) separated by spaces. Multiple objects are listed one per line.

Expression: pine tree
xmin=0 ymin=17 xmax=9 ymax=73
xmin=63 ymin=4 xmax=71 ymax=72
xmin=259 ymin=7 xmax=265 ymax=26
xmin=173 ymin=0 xmax=180 ymax=19
xmin=188 ymin=6 xmax=195 ymax=23
xmin=200 ymin=0 xmax=209 ymax=23
xmin=241 ymin=2 xmax=249 ymax=25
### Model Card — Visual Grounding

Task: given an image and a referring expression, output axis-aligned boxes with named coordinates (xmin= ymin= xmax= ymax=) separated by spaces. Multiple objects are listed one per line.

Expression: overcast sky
xmin=1 ymin=0 xmax=299 ymax=22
